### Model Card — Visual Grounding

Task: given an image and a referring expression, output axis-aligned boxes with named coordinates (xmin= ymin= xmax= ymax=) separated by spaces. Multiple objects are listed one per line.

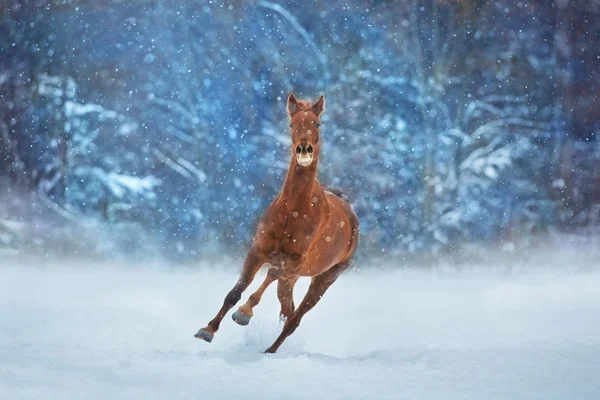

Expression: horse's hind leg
xmin=194 ymin=247 xmax=266 ymax=342
xmin=264 ymin=260 xmax=352 ymax=354
xmin=232 ymin=267 xmax=281 ymax=326
xmin=277 ymin=276 xmax=298 ymax=321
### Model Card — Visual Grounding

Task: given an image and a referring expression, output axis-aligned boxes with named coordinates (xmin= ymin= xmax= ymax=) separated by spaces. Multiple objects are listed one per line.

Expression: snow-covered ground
xmin=1 ymin=261 xmax=599 ymax=399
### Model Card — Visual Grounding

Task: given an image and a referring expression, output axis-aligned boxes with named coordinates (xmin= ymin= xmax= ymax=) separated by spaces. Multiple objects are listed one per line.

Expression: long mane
xmin=323 ymin=185 xmax=352 ymax=202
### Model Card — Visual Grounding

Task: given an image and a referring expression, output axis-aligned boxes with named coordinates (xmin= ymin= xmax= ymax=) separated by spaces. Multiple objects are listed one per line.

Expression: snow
xmin=1 ymin=263 xmax=599 ymax=399
xmin=98 ymin=171 xmax=162 ymax=199
xmin=64 ymin=101 xmax=118 ymax=119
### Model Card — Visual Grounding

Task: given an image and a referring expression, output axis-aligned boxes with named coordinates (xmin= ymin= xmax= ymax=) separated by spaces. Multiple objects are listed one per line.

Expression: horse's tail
xmin=323 ymin=186 xmax=352 ymax=202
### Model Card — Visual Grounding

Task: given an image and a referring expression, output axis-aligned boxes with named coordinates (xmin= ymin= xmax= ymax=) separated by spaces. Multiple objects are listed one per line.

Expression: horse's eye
xmin=289 ymin=124 xmax=293 ymax=129
xmin=316 ymin=123 xmax=321 ymax=128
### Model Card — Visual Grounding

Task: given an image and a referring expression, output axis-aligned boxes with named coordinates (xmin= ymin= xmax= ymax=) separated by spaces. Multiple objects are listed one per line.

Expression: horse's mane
xmin=323 ymin=186 xmax=352 ymax=202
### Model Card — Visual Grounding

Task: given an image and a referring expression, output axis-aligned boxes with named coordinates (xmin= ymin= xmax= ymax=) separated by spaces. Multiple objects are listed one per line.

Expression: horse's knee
xmin=224 ymin=285 xmax=243 ymax=307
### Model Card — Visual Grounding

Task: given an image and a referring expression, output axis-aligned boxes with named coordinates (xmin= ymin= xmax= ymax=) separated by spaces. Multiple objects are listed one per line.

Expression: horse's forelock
xmin=292 ymin=99 xmax=312 ymax=111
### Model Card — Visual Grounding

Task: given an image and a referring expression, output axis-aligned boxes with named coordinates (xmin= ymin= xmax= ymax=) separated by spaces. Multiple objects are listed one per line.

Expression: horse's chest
xmin=263 ymin=216 xmax=317 ymax=271
xmin=281 ymin=217 xmax=316 ymax=252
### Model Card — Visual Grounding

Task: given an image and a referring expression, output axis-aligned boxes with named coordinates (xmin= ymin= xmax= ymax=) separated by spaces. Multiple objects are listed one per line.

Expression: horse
xmin=194 ymin=94 xmax=360 ymax=353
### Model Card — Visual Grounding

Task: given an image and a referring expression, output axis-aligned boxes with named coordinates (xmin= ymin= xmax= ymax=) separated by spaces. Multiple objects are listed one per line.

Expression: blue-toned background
xmin=1 ymin=0 xmax=599 ymax=263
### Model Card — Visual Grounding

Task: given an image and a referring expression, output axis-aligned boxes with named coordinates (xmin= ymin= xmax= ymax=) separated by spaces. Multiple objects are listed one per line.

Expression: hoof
xmin=194 ymin=329 xmax=214 ymax=343
xmin=264 ymin=346 xmax=277 ymax=354
xmin=232 ymin=310 xmax=252 ymax=326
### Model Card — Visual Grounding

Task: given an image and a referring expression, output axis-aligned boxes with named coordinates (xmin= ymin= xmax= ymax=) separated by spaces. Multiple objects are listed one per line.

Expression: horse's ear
xmin=287 ymin=94 xmax=299 ymax=116
xmin=312 ymin=95 xmax=325 ymax=117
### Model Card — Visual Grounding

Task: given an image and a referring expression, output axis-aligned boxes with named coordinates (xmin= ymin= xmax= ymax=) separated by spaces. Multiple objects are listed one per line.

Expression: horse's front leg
xmin=231 ymin=267 xmax=282 ymax=326
xmin=277 ymin=276 xmax=298 ymax=321
xmin=194 ymin=247 xmax=267 ymax=342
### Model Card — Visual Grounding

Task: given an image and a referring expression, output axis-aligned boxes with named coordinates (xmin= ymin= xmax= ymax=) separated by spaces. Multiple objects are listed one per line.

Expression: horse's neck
xmin=280 ymin=156 xmax=319 ymax=209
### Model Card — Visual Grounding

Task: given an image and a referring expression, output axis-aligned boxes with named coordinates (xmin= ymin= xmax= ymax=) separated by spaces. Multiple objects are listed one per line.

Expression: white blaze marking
xmin=292 ymin=211 xmax=299 ymax=218
xmin=307 ymin=130 xmax=312 ymax=135
xmin=312 ymin=197 xmax=318 ymax=202
xmin=325 ymin=236 xmax=332 ymax=242
xmin=340 ymin=221 xmax=345 ymax=227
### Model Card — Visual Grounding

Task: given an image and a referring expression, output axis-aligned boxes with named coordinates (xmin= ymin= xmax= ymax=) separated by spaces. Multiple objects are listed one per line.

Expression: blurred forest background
xmin=1 ymin=0 xmax=599 ymax=264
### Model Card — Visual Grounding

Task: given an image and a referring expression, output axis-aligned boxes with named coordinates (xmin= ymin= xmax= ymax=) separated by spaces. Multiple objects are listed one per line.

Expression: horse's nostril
xmin=307 ymin=145 xmax=313 ymax=154
xmin=295 ymin=145 xmax=302 ymax=154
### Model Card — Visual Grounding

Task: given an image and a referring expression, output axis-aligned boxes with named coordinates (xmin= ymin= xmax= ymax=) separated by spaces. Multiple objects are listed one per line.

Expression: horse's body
xmin=195 ymin=94 xmax=359 ymax=353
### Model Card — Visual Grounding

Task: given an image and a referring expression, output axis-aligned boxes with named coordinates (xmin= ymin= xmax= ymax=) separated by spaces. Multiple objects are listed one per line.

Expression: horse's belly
xmin=297 ymin=257 xmax=334 ymax=276
xmin=264 ymin=242 xmax=338 ymax=277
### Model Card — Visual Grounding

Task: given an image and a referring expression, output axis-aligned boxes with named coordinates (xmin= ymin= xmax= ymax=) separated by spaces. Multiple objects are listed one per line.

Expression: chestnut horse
xmin=194 ymin=94 xmax=359 ymax=353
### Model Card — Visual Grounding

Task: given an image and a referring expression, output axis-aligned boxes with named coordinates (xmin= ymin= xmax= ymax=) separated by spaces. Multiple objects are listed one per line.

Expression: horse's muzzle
xmin=295 ymin=143 xmax=314 ymax=166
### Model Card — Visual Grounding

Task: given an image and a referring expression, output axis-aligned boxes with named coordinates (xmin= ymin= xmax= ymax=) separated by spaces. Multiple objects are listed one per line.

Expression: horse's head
xmin=286 ymin=94 xmax=325 ymax=167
